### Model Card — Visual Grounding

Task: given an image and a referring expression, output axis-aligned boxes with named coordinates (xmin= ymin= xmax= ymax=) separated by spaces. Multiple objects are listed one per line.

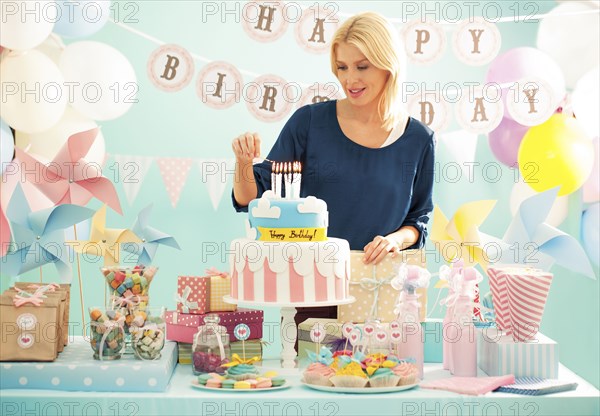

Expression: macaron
xmin=270 ymin=376 xmax=286 ymax=387
xmin=234 ymin=380 xmax=252 ymax=389
xmin=197 ymin=373 xmax=212 ymax=385
xmin=206 ymin=378 xmax=222 ymax=388
xmin=221 ymin=379 xmax=235 ymax=389
xmin=256 ymin=377 xmax=273 ymax=389
xmin=263 ymin=371 xmax=278 ymax=378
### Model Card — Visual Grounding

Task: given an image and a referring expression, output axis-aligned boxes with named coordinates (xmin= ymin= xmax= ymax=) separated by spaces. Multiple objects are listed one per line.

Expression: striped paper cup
xmin=506 ymin=270 xmax=553 ymax=342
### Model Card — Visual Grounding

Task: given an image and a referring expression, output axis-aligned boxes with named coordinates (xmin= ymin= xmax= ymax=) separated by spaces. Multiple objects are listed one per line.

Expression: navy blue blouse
xmin=233 ymin=100 xmax=435 ymax=251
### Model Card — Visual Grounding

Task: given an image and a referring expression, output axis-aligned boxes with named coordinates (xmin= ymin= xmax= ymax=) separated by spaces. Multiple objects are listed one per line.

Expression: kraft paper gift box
xmin=13 ymin=283 xmax=71 ymax=347
xmin=478 ymin=328 xmax=559 ymax=378
xmin=0 ymin=291 xmax=61 ymax=362
xmin=0 ymin=337 xmax=178 ymax=391
xmin=338 ymin=250 xmax=427 ymax=323
xmin=176 ymin=276 xmax=210 ymax=314
xmin=166 ymin=308 xmax=263 ymax=343
xmin=178 ymin=340 xmax=264 ymax=364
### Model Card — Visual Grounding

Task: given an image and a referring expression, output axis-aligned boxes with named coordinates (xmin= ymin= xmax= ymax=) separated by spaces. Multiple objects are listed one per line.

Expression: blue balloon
xmin=53 ymin=1 xmax=111 ymax=38
xmin=0 ymin=119 xmax=15 ymax=175
xmin=581 ymin=203 xmax=600 ymax=267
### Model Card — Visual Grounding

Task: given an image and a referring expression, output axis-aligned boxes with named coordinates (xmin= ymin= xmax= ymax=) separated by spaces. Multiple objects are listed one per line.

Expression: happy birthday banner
xmin=128 ymin=1 xmax=598 ymax=133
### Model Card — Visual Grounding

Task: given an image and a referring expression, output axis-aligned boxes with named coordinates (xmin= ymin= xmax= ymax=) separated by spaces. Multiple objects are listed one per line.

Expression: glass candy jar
xmin=192 ymin=314 xmax=231 ymax=375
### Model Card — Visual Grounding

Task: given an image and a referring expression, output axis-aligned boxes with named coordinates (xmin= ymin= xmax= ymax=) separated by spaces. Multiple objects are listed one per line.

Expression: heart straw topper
xmin=341 ymin=322 xmax=355 ymax=352
xmin=362 ymin=322 xmax=376 ymax=354
xmin=310 ymin=322 xmax=327 ymax=354
xmin=348 ymin=328 xmax=362 ymax=355
xmin=234 ymin=323 xmax=251 ymax=360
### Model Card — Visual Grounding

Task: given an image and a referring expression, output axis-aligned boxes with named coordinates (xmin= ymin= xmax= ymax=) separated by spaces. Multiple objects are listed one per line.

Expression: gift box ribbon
xmin=13 ymin=290 xmax=46 ymax=307
xmin=350 ymin=268 xmax=396 ymax=320
xmin=205 ymin=267 xmax=229 ymax=278
xmin=174 ymin=286 xmax=199 ymax=313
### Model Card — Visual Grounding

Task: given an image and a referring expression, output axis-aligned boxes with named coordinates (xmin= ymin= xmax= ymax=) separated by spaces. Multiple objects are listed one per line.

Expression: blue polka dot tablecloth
xmin=0 ymin=337 xmax=177 ymax=392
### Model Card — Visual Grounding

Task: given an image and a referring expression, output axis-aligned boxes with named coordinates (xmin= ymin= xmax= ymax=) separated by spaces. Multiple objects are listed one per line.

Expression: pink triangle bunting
xmin=156 ymin=157 xmax=193 ymax=208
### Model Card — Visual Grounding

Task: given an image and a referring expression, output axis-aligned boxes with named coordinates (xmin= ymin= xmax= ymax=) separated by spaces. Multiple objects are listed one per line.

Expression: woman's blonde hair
xmin=330 ymin=12 xmax=406 ymax=131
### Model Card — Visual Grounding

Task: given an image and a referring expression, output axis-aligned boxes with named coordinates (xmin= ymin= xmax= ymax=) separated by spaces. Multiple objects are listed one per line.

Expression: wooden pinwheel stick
xmin=39 ymin=266 xmax=43 ymax=283
xmin=73 ymin=225 xmax=86 ymax=338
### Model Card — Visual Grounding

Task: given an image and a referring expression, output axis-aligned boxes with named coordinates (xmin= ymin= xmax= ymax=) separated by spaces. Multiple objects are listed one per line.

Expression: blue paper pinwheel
xmin=123 ymin=204 xmax=180 ymax=266
xmin=498 ymin=187 xmax=595 ymax=279
xmin=1 ymin=185 xmax=95 ymax=280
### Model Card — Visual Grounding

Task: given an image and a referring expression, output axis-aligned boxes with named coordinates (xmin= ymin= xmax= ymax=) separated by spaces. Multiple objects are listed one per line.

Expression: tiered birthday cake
xmin=229 ymin=162 xmax=350 ymax=304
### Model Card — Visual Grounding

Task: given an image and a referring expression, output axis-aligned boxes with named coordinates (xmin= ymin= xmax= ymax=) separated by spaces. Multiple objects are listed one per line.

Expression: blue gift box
xmin=478 ymin=328 xmax=559 ymax=378
xmin=0 ymin=337 xmax=177 ymax=392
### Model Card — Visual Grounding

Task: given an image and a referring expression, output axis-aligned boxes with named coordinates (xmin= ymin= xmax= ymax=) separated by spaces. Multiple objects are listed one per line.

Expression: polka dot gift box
xmin=0 ymin=337 xmax=177 ymax=392
xmin=337 ymin=250 xmax=428 ymax=323
xmin=176 ymin=276 xmax=210 ymax=315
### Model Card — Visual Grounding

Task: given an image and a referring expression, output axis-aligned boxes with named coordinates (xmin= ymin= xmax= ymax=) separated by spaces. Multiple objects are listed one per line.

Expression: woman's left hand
xmin=363 ymin=235 xmax=401 ymax=264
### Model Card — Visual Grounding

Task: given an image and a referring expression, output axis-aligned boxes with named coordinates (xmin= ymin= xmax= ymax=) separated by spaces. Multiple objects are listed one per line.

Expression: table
xmin=2 ymin=362 xmax=598 ymax=416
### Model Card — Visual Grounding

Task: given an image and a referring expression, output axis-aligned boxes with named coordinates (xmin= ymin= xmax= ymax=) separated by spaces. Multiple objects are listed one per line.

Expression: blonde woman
xmin=232 ymin=12 xmax=435 ymax=265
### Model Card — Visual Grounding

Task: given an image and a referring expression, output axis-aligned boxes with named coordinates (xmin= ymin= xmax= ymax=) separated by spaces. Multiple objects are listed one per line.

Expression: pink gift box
xmin=165 ymin=308 xmax=264 ymax=344
xmin=176 ymin=276 xmax=210 ymax=315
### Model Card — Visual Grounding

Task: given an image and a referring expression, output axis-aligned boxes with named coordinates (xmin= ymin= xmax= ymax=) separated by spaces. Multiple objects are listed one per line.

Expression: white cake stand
xmin=223 ymin=296 xmax=355 ymax=368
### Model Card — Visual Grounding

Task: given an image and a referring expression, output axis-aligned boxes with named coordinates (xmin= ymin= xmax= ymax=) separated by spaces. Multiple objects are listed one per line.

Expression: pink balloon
xmin=486 ymin=47 xmax=566 ymax=121
xmin=583 ymin=137 xmax=599 ymax=203
xmin=488 ymin=117 xmax=529 ymax=168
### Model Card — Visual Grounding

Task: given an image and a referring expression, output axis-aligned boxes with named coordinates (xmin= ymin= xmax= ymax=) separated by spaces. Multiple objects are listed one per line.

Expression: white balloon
xmin=15 ymin=106 xmax=106 ymax=165
xmin=0 ymin=0 xmax=55 ymax=50
xmin=510 ymin=178 xmax=569 ymax=227
xmin=0 ymin=50 xmax=67 ymax=134
xmin=572 ymin=67 xmax=599 ymax=139
xmin=536 ymin=2 xmax=600 ymax=89
xmin=59 ymin=41 xmax=137 ymax=121
xmin=35 ymin=33 xmax=66 ymax=64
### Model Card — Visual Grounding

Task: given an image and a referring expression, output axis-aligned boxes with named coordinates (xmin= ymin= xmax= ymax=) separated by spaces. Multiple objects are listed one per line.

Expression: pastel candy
xmin=110 ymin=280 xmax=120 ymax=290
xmin=234 ymin=381 xmax=251 ymax=389
xmin=132 ymin=274 xmax=141 ymax=285
xmin=123 ymin=289 xmax=133 ymax=298
xmin=106 ymin=310 xmax=117 ymax=320
xmin=116 ymin=285 xmax=127 ymax=295
xmin=114 ymin=271 xmax=126 ymax=284
xmin=132 ymin=284 xmax=141 ymax=295
xmin=90 ymin=309 xmax=102 ymax=321
xmin=124 ymin=277 xmax=134 ymax=288
xmin=107 ymin=339 xmax=118 ymax=350
xmin=106 ymin=271 xmax=115 ymax=283
xmin=132 ymin=316 xmax=145 ymax=327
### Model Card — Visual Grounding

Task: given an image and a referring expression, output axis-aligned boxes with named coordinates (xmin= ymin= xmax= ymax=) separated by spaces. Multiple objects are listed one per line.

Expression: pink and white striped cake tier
xmin=229 ymin=238 xmax=351 ymax=304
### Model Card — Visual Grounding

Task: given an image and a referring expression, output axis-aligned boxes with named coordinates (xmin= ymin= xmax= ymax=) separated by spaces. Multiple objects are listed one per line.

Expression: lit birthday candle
xmin=296 ymin=162 xmax=302 ymax=198
xmin=271 ymin=162 xmax=276 ymax=195
xmin=284 ymin=162 xmax=292 ymax=199
xmin=275 ymin=162 xmax=283 ymax=199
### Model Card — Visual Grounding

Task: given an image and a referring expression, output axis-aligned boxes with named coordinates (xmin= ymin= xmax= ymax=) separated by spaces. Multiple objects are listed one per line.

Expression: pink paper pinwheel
xmin=15 ymin=128 xmax=121 ymax=214
xmin=1 ymin=185 xmax=95 ymax=280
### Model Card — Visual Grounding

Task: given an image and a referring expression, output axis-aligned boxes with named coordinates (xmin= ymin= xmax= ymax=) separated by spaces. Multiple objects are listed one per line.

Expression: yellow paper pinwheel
xmin=431 ymin=200 xmax=504 ymax=270
xmin=70 ymin=205 xmax=141 ymax=266
xmin=222 ymin=354 xmax=260 ymax=368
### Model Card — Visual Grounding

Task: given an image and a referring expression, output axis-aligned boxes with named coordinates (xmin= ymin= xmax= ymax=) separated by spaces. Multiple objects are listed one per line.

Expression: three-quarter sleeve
xmin=402 ymin=134 xmax=436 ymax=249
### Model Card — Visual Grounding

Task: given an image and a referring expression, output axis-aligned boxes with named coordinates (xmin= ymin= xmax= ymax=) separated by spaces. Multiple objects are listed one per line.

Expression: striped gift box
xmin=209 ymin=275 xmax=236 ymax=312
xmin=478 ymin=329 xmax=559 ymax=379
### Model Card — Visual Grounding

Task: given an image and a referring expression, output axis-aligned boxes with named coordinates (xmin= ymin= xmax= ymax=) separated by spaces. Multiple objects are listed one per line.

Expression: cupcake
xmin=303 ymin=362 xmax=336 ymax=386
xmin=330 ymin=361 xmax=368 ymax=388
xmin=368 ymin=368 xmax=401 ymax=388
xmin=392 ymin=361 xmax=419 ymax=386
xmin=225 ymin=363 xmax=259 ymax=381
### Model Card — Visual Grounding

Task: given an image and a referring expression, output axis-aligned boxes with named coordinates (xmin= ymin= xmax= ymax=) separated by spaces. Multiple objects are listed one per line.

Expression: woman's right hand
xmin=232 ymin=132 xmax=261 ymax=164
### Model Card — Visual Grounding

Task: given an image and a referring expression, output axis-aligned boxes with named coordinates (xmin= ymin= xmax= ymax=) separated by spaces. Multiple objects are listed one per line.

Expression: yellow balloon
xmin=518 ymin=113 xmax=594 ymax=196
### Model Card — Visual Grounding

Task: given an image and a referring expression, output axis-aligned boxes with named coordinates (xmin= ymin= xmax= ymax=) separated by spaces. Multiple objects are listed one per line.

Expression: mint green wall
xmin=3 ymin=1 xmax=598 ymax=388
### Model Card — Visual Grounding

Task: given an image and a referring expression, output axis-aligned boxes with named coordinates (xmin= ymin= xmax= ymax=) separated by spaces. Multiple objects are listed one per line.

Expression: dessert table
xmin=2 ymin=360 xmax=598 ymax=416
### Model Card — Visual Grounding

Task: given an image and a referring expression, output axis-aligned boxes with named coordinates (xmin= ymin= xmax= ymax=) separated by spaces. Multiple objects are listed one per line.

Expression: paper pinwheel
xmin=70 ymin=205 xmax=140 ymax=266
xmin=15 ymin=128 xmax=122 ymax=214
xmin=431 ymin=200 xmax=506 ymax=270
xmin=1 ymin=185 xmax=94 ymax=279
xmin=497 ymin=187 xmax=595 ymax=279
xmin=123 ymin=204 xmax=180 ymax=266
